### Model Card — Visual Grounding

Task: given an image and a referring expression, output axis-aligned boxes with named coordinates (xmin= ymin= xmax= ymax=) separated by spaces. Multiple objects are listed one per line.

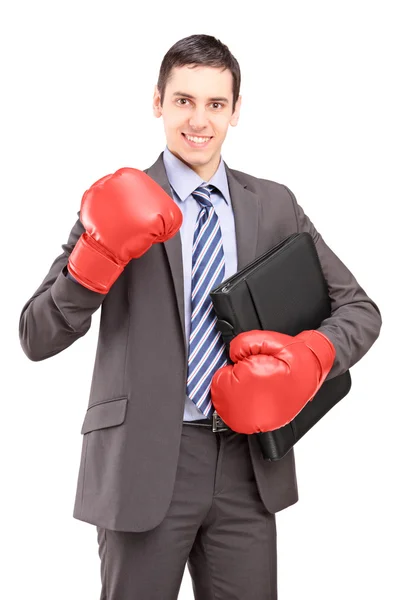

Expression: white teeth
xmin=185 ymin=134 xmax=211 ymax=143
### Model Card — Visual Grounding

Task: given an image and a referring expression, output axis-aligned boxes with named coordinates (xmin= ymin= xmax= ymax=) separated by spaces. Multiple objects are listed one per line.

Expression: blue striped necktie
xmin=186 ymin=183 xmax=228 ymax=418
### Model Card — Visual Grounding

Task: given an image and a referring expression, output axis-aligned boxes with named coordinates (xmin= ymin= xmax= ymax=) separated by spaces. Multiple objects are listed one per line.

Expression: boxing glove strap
xmin=68 ymin=233 xmax=124 ymax=294
xmin=297 ymin=329 xmax=336 ymax=384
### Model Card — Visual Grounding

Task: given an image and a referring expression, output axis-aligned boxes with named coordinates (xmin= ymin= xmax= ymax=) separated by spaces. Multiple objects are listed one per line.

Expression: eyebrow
xmin=172 ymin=91 xmax=229 ymax=103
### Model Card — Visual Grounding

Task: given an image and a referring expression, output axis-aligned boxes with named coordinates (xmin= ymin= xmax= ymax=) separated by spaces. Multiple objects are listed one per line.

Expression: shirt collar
xmin=162 ymin=145 xmax=231 ymax=206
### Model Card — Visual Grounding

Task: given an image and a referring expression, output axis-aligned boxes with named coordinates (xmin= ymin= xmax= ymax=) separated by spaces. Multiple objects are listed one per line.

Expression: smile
xmin=182 ymin=133 xmax=213 ymax=148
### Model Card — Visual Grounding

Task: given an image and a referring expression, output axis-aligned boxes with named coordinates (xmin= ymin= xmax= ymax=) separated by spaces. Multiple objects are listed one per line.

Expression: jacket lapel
xmin=144 ymin=151 xmax=260 ymax=348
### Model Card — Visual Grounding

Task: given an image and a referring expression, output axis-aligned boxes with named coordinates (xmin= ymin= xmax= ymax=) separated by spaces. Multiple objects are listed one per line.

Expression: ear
xmin=153 ymin=85 xmax=162 ymax=118
xmin=230 ymin=95 xmax=242 ymax=127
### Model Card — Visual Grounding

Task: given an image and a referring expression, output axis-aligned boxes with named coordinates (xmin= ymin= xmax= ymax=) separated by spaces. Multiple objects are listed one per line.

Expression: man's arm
xmin=66 ymin=270 xmax=82 ymax=283
xmin=284 ymin=185 xmax=382 ymax=381
xmin=19 ymin=213 xmax=106 ymax=361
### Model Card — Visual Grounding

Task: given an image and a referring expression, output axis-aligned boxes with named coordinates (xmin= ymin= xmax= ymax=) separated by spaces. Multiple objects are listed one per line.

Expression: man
xmin=19 ymin=34 xmax=382 ymax=599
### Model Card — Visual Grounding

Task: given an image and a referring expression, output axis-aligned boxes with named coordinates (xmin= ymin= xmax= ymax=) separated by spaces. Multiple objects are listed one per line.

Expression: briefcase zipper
xmin=218 ymin=234 xmax=299 ymax=293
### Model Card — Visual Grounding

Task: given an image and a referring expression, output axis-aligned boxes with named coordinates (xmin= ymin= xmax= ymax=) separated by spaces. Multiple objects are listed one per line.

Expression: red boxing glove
xmin=68 ymin=168 xmax=183 ymax=294
xmin=210 ymin=329 xmax=336 ymax=434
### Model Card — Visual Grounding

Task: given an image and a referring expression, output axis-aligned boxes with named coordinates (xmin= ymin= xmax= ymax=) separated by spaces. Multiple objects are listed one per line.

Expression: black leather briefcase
xmin=210 ymin=232 xmax=352 ymax=461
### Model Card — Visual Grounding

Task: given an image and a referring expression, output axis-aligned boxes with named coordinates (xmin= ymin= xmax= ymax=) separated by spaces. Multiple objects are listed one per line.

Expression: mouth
xmin=182 ymin=133 xmax=213 ymax=148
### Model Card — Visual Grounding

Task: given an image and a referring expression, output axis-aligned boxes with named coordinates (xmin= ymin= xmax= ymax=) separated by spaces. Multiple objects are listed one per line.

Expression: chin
xmin=169 ymin=140 xmax=219 ymax=167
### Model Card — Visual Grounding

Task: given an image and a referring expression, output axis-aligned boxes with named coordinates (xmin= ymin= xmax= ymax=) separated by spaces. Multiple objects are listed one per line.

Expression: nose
xmin=189 ymin=107 xmax=209 ymax=131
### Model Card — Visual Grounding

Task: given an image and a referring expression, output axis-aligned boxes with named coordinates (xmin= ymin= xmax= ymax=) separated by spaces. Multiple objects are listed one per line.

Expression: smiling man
xmin=19 ymin=34 xmax=382 ymax=599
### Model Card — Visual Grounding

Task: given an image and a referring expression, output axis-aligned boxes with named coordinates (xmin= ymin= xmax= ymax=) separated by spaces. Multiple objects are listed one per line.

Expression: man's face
xmin=153 ymin=65 xmax=241 ymax=181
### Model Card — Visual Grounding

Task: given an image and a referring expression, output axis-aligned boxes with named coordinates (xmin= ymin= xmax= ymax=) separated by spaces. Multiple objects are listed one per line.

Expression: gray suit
xmin=19 ymin=150 xmax=382 ymax=537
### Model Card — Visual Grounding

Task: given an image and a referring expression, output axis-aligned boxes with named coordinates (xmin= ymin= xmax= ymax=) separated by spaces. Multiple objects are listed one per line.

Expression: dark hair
xmin=157 ymin=34 xmax=241 ymax=114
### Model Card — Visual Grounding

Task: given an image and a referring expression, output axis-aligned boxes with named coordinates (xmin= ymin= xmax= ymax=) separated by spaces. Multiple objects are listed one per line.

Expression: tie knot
xmin=192 ymin=184 xmax=213 ymax=208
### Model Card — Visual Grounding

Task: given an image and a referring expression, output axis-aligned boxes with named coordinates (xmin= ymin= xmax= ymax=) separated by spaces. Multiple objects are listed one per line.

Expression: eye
xmin=176 ymin=98 xmax=224 ymax=109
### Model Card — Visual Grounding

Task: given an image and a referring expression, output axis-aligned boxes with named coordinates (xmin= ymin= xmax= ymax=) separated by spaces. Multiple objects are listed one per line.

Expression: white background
xmin=2 ymin=1 xmax=398 ymax=598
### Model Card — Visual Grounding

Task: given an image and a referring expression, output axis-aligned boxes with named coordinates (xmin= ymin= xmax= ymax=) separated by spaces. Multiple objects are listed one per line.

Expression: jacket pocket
xmin=80 ymin=396 xmax=128 ymax=434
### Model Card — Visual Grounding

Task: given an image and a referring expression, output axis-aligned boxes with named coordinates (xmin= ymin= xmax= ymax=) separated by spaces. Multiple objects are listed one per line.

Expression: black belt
xmin=183 ymin=412 xmax=230 ymax=433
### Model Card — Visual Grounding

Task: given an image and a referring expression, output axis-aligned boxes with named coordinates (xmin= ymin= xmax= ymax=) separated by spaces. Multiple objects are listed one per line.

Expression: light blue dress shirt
xmin=162 ymin=145 xmax=238 ymax=421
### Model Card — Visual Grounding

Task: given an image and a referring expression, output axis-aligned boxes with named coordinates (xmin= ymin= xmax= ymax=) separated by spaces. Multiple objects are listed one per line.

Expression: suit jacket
xmin=19 ymin=150 xmax=382 ymax=532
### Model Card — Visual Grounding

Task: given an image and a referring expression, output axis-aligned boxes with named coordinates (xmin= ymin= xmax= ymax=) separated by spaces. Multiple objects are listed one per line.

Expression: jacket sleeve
xmin=19 ymin=213 xmax=106 ymax=361
xmin=283 ymin=185 xmax=382 ymax=381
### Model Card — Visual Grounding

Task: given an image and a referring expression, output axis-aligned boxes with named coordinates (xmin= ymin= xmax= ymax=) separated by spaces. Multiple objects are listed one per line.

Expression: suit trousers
xmin=96 ymin=422 xmax=278 ymax=599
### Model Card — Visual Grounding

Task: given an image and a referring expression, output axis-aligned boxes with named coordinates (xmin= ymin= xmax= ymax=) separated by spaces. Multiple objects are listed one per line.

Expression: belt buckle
xmin=212 ymin=411 xmax=229 ymax=433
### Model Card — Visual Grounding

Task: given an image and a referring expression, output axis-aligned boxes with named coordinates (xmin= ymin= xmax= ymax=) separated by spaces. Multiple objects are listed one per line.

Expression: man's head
xmin=153 ymin=34 xmax=242 ymax=181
